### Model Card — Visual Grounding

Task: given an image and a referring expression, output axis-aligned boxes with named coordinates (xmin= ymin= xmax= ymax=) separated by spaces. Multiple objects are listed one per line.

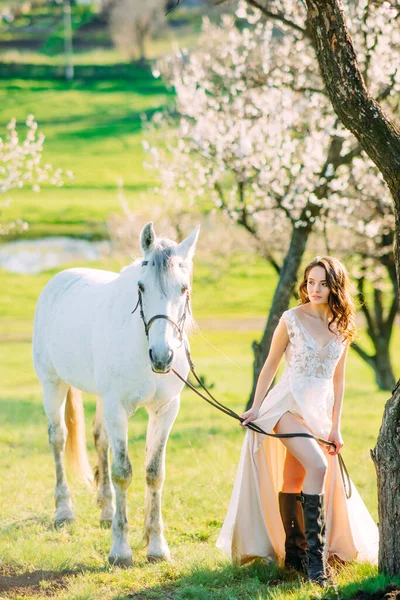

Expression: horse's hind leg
xmin=42 ymin=378 xmax=75 ymax=526
xmin=93 ymin=396 xmax=114 ymax=527
xmin=144 ymin=396 xmax=180 ymax=562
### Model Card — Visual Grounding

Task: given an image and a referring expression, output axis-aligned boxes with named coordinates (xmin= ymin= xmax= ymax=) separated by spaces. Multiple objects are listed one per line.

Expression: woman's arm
xmin=241 ymin=317 xmax=289 ymax=426
xmin=328 ymin=345 xmax=349 ymax=454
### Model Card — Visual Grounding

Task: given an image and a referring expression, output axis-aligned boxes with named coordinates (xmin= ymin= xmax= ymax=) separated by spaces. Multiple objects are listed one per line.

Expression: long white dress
xmin=216 ymin=306 xmax=379 ymax=566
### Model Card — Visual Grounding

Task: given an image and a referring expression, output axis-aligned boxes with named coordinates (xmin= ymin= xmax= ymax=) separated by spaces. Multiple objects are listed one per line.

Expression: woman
xmin=216 ymin=256 xmax=378 ymax=585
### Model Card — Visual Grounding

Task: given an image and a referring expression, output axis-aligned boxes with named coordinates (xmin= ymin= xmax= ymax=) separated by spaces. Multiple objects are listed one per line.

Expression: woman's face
xmin=306 ymin=266 xmax=330 ymax=305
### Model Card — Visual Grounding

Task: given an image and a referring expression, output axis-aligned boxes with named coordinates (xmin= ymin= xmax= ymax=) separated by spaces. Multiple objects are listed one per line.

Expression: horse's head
xmin=137 ymin=222 xmax=199 ymax=374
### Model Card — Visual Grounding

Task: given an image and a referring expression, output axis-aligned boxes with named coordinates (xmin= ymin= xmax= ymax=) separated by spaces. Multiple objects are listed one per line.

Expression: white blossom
xmin=143 ymin=0 xmax=397 ymax=267
xmin=0 ymin=117 xmax=70 ymax=235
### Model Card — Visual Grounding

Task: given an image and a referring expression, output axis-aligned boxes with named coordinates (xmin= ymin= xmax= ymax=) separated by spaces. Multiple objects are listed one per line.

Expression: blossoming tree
xmin=110 ymin=0 xmax=166 ymax=63
xmin=166 ymin=0 xmax=400 ymax=574
xmin=239 ymin=0 xmax=400 ymax=573
xmin=146 ymin=0 xmax=398 ymax=407
xmin=0 ymin=116 xmax=64 ymax=235
xmin=327 ymin=156 xmax=397 ymax=391
xmin=303 ymin=0 xmax=400 ymax=573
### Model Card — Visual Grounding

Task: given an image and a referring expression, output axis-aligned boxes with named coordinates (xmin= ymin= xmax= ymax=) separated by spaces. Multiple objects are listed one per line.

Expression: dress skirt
xmin=216 ymin=387 xmax=379 ymax=566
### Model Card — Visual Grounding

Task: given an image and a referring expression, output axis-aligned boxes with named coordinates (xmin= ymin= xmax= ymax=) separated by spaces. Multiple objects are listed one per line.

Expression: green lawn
xmin=0 ymin=70 xmax=174 ymax=239
xmin=1 ymin=18 xmax=400 ymax=598
xmin=0 ymin=0 xmax=209 ymax=242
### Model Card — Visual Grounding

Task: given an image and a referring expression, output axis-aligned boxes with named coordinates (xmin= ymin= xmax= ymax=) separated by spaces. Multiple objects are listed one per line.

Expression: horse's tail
xmin=65 ymin=387 xmax=94 ymax=488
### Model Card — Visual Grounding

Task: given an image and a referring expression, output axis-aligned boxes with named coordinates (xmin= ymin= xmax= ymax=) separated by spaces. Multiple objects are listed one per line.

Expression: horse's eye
xmin=138 ymin=283 xmax=145 ymax=293
xmin=181 ymin=285 xmax=188 ymax=294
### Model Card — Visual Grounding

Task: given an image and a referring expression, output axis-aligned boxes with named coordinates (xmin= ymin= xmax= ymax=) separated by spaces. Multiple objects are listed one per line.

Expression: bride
xmin=217 ymin=256 xmax=379 ymax=585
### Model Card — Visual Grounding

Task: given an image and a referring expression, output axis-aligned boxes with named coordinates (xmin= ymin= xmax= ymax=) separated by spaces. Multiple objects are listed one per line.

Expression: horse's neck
xmin=110 ymin=263 xmax=141 ymax=312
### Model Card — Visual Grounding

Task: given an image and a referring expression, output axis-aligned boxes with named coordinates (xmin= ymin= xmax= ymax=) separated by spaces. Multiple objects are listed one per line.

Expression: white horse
xmin=32 ymin=222 xmax=199 ymax=566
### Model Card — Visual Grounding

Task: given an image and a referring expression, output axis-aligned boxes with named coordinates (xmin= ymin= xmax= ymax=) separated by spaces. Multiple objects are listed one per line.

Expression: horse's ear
xmin=176 ymin=225 xmax=200 ymax=262
xmin=140 ymin=222 xmax=156 ymax=255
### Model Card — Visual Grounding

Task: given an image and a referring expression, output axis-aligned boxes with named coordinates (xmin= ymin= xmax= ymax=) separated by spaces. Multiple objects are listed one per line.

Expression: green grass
xmin=0 ymin=67 xmax=176 ymax=239
xmin=1 ymin=17 xmax=400 ymax=598
xmin=1 ymin=257 xmax=399 ymax=599
xmin=0 ymin=1 xmax=208 ymax=242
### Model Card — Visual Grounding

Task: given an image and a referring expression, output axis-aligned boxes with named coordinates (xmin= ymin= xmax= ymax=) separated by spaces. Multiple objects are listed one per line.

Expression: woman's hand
xmin=327 ymin=426 xmax=344 ymax=455
xmin=240 ymin=406 xmax=259 ymax=427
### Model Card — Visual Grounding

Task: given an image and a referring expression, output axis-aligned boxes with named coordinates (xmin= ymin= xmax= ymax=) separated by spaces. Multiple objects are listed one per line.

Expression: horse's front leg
xmin=104 ymin=402 xmax=133 ymax=567
xmin=144 ymin=396 xmax=180 ymax=562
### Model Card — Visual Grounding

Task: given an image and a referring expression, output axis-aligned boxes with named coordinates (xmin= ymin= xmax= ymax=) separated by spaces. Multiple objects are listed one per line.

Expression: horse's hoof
xmin=147 ymin=555 xmax=165 ymax=563
xmin=100 ymin=519 xmax=112 ymax=529
xmin=147 ymin=552 xmax=171 ymax=563
xmin=108 ymin=554 xmax=133 ymax=568
xmin=54 ymin=517 xmax=75 ymax=529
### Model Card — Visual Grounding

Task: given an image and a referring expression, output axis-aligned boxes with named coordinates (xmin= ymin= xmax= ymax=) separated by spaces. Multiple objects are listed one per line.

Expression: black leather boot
xmin=300 ymin=492 xmax=329 ymax=586
xmin=279 ymin=492 xmax=307 ymax=572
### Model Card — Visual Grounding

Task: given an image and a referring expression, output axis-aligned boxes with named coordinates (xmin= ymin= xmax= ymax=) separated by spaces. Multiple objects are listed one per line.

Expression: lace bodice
xmin=281 ymin=308 xmax=345 ymax=381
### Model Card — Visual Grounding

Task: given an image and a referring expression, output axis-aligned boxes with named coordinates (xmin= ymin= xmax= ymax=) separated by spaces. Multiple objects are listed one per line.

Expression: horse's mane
xmin=122 ymin=237 xmax=196 ymax=336
xmin=152 ymin=237 xmax=193 ymax=293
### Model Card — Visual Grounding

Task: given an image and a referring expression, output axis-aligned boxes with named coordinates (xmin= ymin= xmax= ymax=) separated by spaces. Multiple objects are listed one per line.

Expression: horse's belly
xmin=48 ymin=315 xmax=97 ymax=392
xmin=51 ymin=348 xmax=97 ymax=394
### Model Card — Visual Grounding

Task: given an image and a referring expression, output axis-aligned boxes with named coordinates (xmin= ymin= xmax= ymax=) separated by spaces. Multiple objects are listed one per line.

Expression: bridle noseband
xmin=131 ymin=260 xmax=191 ymax=342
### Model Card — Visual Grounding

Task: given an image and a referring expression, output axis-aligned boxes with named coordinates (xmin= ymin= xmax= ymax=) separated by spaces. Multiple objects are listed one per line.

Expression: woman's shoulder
xmin=281 ymin=306 xmax=298 ymax=319
xmin=280 ymin=307 xmax=297 ymax=326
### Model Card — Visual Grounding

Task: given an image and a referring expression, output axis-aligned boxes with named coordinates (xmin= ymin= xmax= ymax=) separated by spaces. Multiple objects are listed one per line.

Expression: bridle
xmin=131 ymin=259 xmax=352 ymax=499
xmin=131 ymin=260 xmax=191 ymax=342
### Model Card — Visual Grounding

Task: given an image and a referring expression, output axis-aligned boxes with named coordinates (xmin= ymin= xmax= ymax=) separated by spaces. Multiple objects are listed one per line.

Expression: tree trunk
xmin=304 ymin=0 xmax=400 ymax=287
xmin=136 ymin=24 xmax=147 ymax=63
xmin=373 ymin=338 xmax=397 ymax=392
xmin=351 ymin=266 xmax=398 ymax=392
xmin=371 ymin=381 xmax=400 ymax=575
xmin=246 ymin=221 xmax=311 ymax=410
xmin=304 ymin=0 xmax=400 ymax=575
xmin=352 ymin=339 xmax=396 ymax=392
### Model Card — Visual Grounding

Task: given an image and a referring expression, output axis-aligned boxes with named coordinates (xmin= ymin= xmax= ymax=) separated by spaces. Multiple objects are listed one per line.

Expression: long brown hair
xmin=298 ymin=256 xmax=356 ymax=344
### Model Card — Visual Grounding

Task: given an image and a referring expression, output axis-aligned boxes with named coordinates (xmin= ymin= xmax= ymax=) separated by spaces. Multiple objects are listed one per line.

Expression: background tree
xmin=0 ymin=116 xmax=65 ymax=235
xmin=109 ymin=0 xmax=165 ymax=63
xmin=148 ymin=1 xmax=398 ymax=408
xmin=325 ymin=157 xmax=397 ymax=391
xmin=294 ymin=0 xmax=400 ymax=572
xmin=234 ymin=0 xmax=400 ymax=572
xmin=163 ymin=0 xmax=400 ymax=569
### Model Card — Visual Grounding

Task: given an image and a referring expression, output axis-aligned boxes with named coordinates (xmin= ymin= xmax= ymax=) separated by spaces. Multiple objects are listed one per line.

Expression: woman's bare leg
xmin=274 ymin=412 xmax=327 ymax=495
xmin=282 ymin=450 xmax=306 ymax=493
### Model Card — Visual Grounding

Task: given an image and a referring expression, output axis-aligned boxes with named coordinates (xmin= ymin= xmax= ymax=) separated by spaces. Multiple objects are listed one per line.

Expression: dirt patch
xmin=349 ymin=584 xmax=400 ymax=600
xmin=127 ymin=589 xmax=176 ymax=600
xmin=0 ymin=566 xmax=75 ymax=597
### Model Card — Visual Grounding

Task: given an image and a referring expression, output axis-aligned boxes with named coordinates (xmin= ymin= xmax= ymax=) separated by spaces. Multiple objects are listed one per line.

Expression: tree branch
xmin=244 ymin=0 xmax=308 ymax=34
xmin=374 ymin=287 xmax=384 ymax=333
xmin=386 ymin=292 xmax=399 ymax=339
xmin=356 ymin=275 xmax=377 ymax=341
xmin=305 ymin=0 xmax=400 ymax=193
xmin=214 ymin=182 xmax=281 ymax=274
xmin=351 ymin=341 xmax=375 ymax=367
xmin=376 ymin=68 xmax=399 ymax=104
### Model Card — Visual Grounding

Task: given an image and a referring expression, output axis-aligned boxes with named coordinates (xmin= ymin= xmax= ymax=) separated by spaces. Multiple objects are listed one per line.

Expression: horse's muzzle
xmin=149 ymin=348 xmax=173 ymax=374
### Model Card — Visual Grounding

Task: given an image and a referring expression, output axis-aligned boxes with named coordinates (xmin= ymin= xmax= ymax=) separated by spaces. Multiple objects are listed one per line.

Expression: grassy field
xmin=0 ymin=70 xmax=174 ymax=239
xmin=0 ymin=0 xmax=205 ymax=239
xmin=1 ymin=256 xmax=400 ymax=599
xmin=1 ymin=11 xmax=400 ymax=598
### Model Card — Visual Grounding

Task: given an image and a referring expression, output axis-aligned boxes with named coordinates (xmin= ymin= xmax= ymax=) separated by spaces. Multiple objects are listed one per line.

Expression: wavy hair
xmin=298 ymin=256 xmax=356 ymax=344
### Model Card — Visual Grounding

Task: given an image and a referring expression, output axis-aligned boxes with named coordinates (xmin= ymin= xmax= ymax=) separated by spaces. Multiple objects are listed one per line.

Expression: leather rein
xmin=132 ymin=269 xmax=352 ymax=500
